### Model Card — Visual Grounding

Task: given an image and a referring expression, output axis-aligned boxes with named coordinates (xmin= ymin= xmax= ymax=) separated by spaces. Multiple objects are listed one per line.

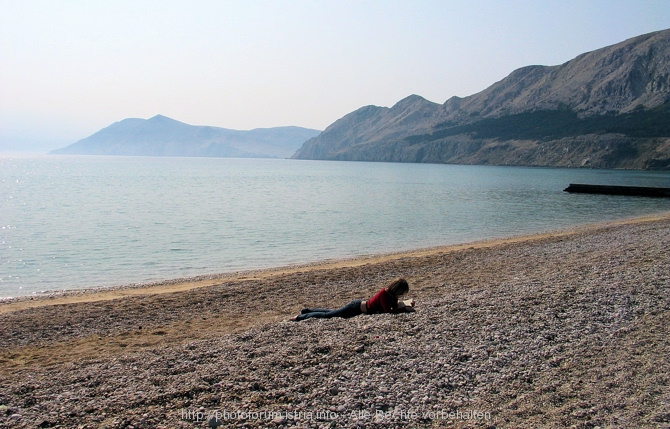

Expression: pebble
xmin=1 ymin=217 xmax=669 ymax=428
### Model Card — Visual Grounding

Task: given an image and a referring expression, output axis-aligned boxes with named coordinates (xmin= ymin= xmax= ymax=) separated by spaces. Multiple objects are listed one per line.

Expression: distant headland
xmin=50 ymin=115 xmax=321 ymax=159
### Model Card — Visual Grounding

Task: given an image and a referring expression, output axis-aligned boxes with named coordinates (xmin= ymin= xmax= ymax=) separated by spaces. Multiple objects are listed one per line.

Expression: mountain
xmin=293 ymin=28 xmax=670 ymax=169
xmin=50 ymin=115 xmax=321 ymax=159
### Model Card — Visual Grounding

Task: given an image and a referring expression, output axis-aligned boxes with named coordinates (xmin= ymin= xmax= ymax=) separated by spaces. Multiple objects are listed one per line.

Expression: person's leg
xmin=301 ymin=308 xmax=331 ymax=314
xmin=295 ymin=310 xmax=328 ymax=320
xmin=326 ymin=299 xmax=362 ymax=318
xmin=296 ymin=300 xmax=362 ymax=321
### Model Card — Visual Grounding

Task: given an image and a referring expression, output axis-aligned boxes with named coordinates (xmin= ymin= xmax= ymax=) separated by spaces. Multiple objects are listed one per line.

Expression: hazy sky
xmin=2 ymin=0 xmax=670 ymax=153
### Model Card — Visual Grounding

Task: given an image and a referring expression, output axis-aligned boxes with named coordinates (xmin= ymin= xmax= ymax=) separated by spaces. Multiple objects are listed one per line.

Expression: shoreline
xmin=2 ymin=211 xmax=669 ymax=314
xmin=1 ymin=211 xmax=669 ymax=427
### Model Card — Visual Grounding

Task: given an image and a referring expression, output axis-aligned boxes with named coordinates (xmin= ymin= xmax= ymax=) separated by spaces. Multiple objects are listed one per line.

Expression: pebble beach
xmin=1 ymin=214 xmax=669 ymax=428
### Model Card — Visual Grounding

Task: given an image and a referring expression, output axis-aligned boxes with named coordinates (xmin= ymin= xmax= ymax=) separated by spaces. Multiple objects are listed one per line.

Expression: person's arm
xmin=377 ymin=290 xmax=416 ymax=314
xmin=377 ymin=291 xmax=401 ymax=313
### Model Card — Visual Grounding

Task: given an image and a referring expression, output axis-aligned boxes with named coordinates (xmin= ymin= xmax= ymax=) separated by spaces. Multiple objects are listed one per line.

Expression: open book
xmin=399 ymin=299 xmax=416 ymax=312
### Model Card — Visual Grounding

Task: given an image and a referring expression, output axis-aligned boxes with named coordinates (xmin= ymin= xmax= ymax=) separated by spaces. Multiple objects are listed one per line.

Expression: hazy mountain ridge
xmin=293 ymin=28 xmax=670 ymax=169
xmin=51 ymin=115 xmax=321 ymax=159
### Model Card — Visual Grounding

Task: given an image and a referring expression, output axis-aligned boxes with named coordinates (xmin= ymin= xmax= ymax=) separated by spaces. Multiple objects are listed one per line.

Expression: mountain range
xmin=293 ymin=28 xmax=670 ymax=170
xmin=50 ymin=115 xmax=321 ymax=159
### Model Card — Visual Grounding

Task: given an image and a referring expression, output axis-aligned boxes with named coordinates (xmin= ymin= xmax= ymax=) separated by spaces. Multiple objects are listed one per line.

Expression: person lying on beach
xmin=291 ymin=278 xmax=415 ymax=321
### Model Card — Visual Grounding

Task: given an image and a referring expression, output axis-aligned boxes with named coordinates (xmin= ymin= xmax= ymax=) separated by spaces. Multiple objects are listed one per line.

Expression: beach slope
xmin=1 ymin=214 xmax=669 ymax=428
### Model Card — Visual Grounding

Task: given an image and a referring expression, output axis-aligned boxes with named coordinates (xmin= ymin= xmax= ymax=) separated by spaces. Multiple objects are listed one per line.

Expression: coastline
xmin=1 ymin=212 xmax=669 ymax=428
xmin=2 ymin=211 xmax=669 ymax=315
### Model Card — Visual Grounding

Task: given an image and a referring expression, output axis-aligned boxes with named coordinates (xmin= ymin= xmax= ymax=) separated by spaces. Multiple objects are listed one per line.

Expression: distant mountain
xmin=50 ymin=115 xmax=321 ymax=159
xmin=293 ymin=28 xmax=670 ymax=169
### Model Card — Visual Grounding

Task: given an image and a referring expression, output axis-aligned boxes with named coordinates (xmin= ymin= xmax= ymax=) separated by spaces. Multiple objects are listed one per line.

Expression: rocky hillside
xmin=51 ymin=115 xmax=321 ymax=159
xmin=293 ymin=28 xmax=670 ymax=169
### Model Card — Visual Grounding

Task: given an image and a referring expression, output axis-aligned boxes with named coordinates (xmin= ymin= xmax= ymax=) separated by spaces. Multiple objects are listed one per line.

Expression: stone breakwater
xmin=0 ymin=215 xmax=669 ymax=428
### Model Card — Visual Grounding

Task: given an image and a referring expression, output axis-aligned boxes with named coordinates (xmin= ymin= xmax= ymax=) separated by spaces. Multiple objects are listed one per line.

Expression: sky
xmin=1 ymin=0 xmax=670 ymax=153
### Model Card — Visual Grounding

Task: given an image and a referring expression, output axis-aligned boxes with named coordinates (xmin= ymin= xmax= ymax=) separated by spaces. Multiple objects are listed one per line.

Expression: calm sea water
xmin=1 ymin=155 xmax=669 ymax=298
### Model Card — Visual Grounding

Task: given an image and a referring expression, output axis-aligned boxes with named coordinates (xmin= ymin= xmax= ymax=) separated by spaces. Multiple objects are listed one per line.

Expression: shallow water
xmin=1 ymin=155 xmax=669 ymax=297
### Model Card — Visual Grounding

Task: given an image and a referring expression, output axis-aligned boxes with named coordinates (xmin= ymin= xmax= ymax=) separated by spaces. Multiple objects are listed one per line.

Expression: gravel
xmin=1 ymin=215 xmax=669 ymax=428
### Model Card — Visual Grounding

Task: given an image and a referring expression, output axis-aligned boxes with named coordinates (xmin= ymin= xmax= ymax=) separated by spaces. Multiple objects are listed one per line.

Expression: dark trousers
xmin=296 ymin=299 xmax=363 ymax=321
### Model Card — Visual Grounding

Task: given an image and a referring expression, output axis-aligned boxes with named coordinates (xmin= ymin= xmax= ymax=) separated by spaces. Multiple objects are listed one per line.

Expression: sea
xmin=1 ymin=155 xmax=669 ymax=298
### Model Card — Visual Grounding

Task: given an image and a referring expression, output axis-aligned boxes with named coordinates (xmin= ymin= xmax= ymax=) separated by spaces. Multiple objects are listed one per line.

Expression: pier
xmin=564 ymin=183 xmax=670 ymax=197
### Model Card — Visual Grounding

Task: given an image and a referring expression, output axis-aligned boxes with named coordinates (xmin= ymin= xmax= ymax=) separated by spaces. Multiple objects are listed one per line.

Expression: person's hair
xmin=386 ymin=278 xmax=409 ymax=297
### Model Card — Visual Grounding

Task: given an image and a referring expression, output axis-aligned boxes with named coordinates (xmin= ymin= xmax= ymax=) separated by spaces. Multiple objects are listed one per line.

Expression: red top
xmin=366 ymin=288 xmax=403 ymax=314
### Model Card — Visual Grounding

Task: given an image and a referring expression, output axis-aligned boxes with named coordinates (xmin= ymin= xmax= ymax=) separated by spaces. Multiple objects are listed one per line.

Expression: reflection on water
xmin=1 ymin=155 xmax=669 ymax=296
